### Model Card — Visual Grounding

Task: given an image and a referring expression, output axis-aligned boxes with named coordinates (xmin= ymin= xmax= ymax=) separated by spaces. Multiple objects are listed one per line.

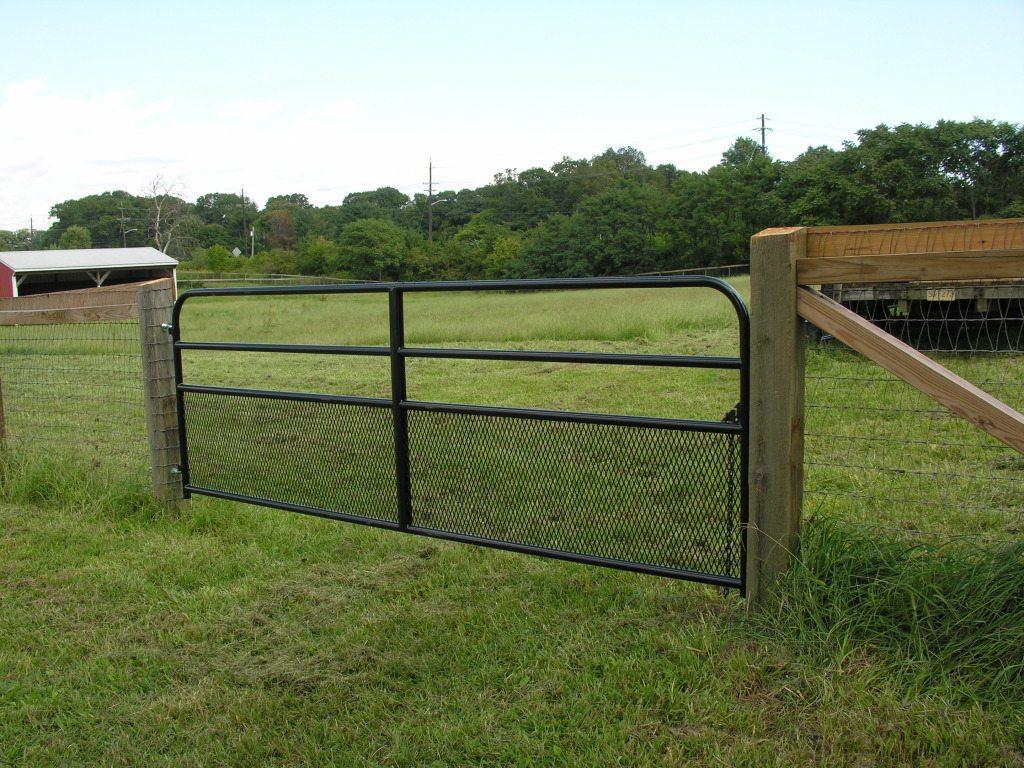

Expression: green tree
xmin=775 ymin=121 xmax=1024 ymax=225
xmin=410 ymin=187 xmax=486 ymax=238
xmin=338 ymin=219 xmax=409 ymax=281
xmin=666 ymin=138 xmax=783 ymax=267
xmin=296 ymin=236 xmax=342 ymax=276
xmin=203 ymin=245 xmax=234 ymax=272
xmin=483 ymin=168 xmax=558 ymax=231
xmin=0 ymin=229 xmax=35 ymax=251
xmin=337 ymin=187 xmax=411 ymax=229
xmin=265 ymin=193 xmax=312 ymax=209
xmin=46 ymin=191 xmax=147 ymax=249
xmin=194 ymin=192 xmax=259 ymax=250
xmin=934 ymin=119 xmax=1024 ymax=219
xmin=58 ymin=225 xmax=92 ymax=250
xmin=511 ymin=179 xmax=669 ymax=278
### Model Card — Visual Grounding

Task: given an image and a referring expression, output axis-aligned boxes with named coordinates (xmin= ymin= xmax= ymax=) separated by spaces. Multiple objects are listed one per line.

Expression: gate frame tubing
xmin=170 ymin=276 xmax=751 ymax=592
xmin=746 ymin=218 xmax=1024 ymax=604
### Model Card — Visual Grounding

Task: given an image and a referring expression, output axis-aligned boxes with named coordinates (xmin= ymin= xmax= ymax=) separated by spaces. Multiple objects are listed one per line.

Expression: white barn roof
xmin=0 ymin=247 xmax=177 ymax=273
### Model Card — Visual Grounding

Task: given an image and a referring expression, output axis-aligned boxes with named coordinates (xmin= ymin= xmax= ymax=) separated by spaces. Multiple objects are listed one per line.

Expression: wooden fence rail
xmin=747 ymin=219 xmax=1024 ymax=603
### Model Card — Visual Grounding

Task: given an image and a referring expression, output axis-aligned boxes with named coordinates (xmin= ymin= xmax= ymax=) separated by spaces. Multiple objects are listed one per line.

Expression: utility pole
xmin=118 ymin=200 xmax=135 ymax=247
xmin=426 ymin=160 xmax=435 ymax=242
xmin=241 ymin=186 xmax=247 ymax=249
xmin=759 ymin=114 xmax=770 ymax=155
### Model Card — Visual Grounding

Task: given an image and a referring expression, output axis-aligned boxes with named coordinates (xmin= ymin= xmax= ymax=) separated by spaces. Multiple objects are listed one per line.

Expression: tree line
xmin=3 ymin=119 xmax=1021 ymax=281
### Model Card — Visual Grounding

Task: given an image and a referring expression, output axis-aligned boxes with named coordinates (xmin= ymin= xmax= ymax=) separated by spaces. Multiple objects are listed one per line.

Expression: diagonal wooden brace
xmin=797 ymin=286 xmax=1024 ymax=456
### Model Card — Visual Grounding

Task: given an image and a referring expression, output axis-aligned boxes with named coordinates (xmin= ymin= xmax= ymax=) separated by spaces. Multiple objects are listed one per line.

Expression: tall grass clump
xmin=0 ymin=446 xmax=160 ymax=520
xmin=755 ymin=519 xmax=1024 ymax=703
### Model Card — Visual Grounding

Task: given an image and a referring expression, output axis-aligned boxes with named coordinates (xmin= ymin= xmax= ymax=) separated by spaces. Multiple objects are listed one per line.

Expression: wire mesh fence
xmin=805 ymin=279 xmax=1024 ymax=543
xmin=0 ymin=320 xmax=149 ymax=482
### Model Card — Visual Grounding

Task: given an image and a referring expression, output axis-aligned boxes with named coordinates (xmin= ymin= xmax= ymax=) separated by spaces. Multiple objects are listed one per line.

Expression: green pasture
xmin=0 ymin=278 xmax=1022 ymax=764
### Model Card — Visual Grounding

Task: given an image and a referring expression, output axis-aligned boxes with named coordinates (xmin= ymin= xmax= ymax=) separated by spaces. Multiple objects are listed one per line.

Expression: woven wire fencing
xmin=0 ymin=321 xmax=149 ymax=482
xmin=804 ymin=279 xmax=1024 ymax=543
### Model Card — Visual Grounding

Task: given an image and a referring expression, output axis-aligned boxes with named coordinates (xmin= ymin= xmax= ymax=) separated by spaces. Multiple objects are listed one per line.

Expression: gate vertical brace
xmin=389 ymin=287 xmax=413 ymax=530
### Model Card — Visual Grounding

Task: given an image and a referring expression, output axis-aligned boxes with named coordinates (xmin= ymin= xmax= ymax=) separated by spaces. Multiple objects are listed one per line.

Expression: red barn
xmin=0 ymin=247 xmax=177 ymax=298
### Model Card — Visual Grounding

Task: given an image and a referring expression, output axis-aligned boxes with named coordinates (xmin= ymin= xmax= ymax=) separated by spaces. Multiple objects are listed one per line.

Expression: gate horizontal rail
xmin=171 ymin=276 xmax=750 ymax=591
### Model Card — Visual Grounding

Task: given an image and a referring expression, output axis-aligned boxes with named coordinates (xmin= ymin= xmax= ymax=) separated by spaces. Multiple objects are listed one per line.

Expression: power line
xmin=769 ymin=118 xmax=860 ymax=133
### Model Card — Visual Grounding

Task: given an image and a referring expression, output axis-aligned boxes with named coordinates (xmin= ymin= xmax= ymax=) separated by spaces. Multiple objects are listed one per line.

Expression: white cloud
xmin=217 ymin=100 xmax=283 ymax=119
xmin=322 ymin=100 xmax=360 ymax=121
xmin=0 ymin=80 xmax=486 ymax=229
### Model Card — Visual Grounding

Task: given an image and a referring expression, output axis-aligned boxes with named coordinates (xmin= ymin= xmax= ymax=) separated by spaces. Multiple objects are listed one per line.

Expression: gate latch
xmin=722 ymin=402 xmax=741 ymax=424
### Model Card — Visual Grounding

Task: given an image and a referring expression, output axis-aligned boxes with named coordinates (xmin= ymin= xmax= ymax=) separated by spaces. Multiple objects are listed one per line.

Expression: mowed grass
xmin=1 ymin=456 xmax=1023 ymax=766
xmin=1 ymin=278 xmax=1023 ymax=765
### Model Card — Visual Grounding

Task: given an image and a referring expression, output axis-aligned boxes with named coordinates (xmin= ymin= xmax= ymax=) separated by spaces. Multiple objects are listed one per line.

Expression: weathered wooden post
xmin=746 ymin=227 xmax=807 ymax=604
xmin=137 ymin=278 xmax=184 ymax=505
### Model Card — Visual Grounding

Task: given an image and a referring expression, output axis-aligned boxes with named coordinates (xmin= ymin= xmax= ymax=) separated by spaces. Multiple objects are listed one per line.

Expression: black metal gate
xmin=171 ymin=277 xmax=750 ymax=592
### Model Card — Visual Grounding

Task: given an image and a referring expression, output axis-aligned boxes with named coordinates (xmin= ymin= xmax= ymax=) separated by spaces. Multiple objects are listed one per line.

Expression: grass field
xmin=1 ymin=278 xmax=1023 ymax=765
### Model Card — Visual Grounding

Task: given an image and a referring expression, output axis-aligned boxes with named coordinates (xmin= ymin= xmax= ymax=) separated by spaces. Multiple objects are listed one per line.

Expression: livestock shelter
xmin=0 ymin=247 xmax=177 ymax=298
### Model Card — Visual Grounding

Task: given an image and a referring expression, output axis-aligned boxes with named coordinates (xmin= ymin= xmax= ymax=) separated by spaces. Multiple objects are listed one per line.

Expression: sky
xmin=1 ymin=0 xmax=1021 ymax=232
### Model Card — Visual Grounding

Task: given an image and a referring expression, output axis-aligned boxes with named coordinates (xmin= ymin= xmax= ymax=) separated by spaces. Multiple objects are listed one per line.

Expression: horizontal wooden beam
xmin=797 ymin=287 xmax=1024 ymax=456
xmin=0 ymin=303 xmax=138 ymax=326
xmin=796 ymin=248 xmax=1024 ymax=285
xmin=806 ymin=219 xmax=1024 ymax=259
xmin=0 ymin=282 xmax=152 ymax=312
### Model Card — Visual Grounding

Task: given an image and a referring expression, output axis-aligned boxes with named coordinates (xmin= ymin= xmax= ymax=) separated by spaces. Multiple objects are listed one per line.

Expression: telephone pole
xmin=426 ymin=160 xmax=436 ymax=242
xmin=759 ymin=114 xmax=770 ymax=155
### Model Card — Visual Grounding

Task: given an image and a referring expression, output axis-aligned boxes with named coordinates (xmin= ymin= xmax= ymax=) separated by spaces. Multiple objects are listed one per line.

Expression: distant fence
xmin=177 ymin=272 xmax=371 ymax=290
xmin=633 ymin=264 xmax=749 ymax=279
xmin=0 ymin=280 xmax=181 ymax=501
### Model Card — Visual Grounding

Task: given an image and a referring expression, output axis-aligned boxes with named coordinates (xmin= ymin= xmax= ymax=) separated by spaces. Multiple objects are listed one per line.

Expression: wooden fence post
xmin=138 ymin=279 xmax=184 ymax=505
xmin=746 ymin=227 xmax=807 ymax=604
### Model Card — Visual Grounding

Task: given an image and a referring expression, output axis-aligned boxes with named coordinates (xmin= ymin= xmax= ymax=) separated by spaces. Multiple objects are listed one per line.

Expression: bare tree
xmin=144 ymin=172 xmax=193 ymax=255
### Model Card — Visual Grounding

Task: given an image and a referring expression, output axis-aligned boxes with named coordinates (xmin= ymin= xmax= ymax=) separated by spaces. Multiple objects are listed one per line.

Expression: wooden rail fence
xmin=748 ymin=218 xmax=1024 ymax=603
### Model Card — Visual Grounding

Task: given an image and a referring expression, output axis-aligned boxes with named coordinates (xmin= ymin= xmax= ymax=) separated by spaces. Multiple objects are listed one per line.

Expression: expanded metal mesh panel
xmin=407 ymin=411 xmax=742 ymax=579
xmin=183 ymin=391 xmax=397 ymax=521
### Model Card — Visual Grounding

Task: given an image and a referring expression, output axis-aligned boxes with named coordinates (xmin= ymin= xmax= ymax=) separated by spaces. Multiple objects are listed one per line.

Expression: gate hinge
xmin=147 ymin=465 xmax=182 ymax=475
xmin=160 ymin=323 xmax=174 ymax=334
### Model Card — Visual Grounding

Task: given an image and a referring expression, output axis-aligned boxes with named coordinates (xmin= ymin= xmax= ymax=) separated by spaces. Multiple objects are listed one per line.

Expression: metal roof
xmin=0 ymin=247 xmax=177 ymax=273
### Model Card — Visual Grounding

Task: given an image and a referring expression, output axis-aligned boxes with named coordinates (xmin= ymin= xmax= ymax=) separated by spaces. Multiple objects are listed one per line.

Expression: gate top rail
xmin=172 ymin=275 xmax=749 ymax=361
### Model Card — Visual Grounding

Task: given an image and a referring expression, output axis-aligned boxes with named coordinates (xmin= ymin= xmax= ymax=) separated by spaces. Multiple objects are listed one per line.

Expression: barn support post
xmin=138 ymin=279 xmax=184 ymax=505
xmin=746 ymin=227 xmax=807 ymax=604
